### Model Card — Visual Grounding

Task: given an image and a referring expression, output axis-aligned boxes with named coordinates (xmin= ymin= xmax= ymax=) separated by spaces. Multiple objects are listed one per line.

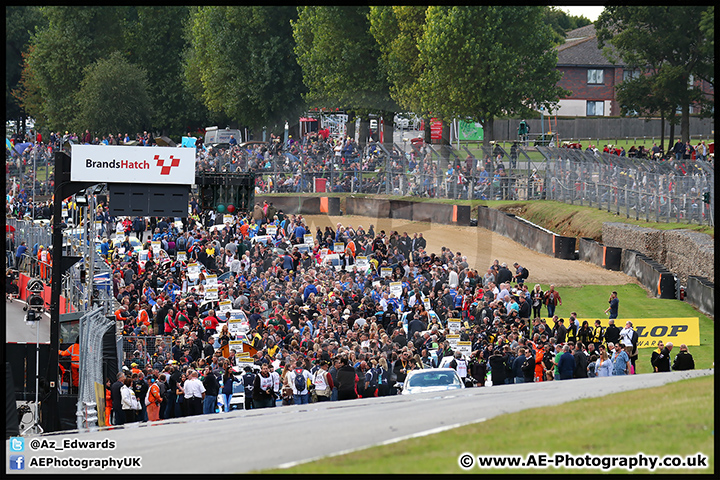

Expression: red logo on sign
xmin=155 ymin=155 xmax=180 ymax=175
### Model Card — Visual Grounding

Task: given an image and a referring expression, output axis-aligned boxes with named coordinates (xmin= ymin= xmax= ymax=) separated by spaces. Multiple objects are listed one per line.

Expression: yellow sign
xmin=576 ymin=318 xmax=700 ymax=348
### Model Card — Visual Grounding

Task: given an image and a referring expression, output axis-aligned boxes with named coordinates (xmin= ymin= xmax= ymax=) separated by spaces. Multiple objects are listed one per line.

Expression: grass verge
xmin=263 ymin=375 xmax=714 ymax=474
xmin=542 ymin=283 xmax=714 ymax=374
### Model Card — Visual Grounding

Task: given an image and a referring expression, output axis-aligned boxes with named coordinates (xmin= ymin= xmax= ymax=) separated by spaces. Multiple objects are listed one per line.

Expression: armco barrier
xmin=686 ymin=276 xmax=714 ymax=317
xmin=389 ymin=200 xmax=414 ymax=221
xmin=345 ymin=197 xmax=390 ymax=218
xmin=578 ymin=237 xmax=622 ymax=270
xmin=477 ymin=205 xmax=560 ymax=258
xmin=255 ymin=195 xmax=321 ymax=215
xmin=412 ymin=202 xmax=454 ymax=224
xmin=622 ymin=249 xmax=677 ymax=299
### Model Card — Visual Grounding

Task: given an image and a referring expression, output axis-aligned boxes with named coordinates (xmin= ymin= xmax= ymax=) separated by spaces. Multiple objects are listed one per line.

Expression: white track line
xmin=274 ymin=417 xmax=487 ymax=470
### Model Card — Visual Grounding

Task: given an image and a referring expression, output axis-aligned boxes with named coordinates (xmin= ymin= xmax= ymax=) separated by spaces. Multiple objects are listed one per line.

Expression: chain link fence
xmin=76 ymin=307 xmax=114 ymax=429
xmin=538 ymin=146 xmax=714 ymax=226
xmin=120 ymin=335 xmax=175 ymax=370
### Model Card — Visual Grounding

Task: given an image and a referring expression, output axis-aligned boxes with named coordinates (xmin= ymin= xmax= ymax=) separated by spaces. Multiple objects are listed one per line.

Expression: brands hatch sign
xmin=70 ymin=145 xmax=195 ymax=185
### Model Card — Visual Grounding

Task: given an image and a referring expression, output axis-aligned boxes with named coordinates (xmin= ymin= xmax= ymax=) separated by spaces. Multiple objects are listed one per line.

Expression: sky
xmin=555 ymin=5 xmax=606 ymax=22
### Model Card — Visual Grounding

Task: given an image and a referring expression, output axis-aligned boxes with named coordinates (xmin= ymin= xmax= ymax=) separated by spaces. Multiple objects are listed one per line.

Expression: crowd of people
xmin=72 ymin=201 xmax=695 ymax=425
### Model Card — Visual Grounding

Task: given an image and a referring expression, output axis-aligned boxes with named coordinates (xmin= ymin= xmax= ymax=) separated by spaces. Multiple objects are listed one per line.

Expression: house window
xmin=587 ymin=101 xmax=604 ymax=116
xmin=587 ymin=69 xmax=604 ymax=85
xmin=623 ymin=69 xmax=640 ymax=82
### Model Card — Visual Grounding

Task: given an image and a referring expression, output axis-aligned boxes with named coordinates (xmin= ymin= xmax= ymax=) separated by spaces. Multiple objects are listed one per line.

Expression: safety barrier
xmin=622 ymin=249 xmax=677 ymax=299
xmin=578 ymin=237 xmax=623 ymax=270
xmin=686 ymin=276 xmax=714 ymax=317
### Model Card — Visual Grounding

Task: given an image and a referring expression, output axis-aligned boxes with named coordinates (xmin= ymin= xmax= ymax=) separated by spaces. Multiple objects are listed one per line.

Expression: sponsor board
xmin=575 ymin=318 xmax=700 ymax=347
xmin=71 ymin=145 xmax=195 ymax=184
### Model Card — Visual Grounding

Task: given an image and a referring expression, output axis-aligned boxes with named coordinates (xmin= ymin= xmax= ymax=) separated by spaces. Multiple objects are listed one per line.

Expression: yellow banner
xmin=576 ymin=318 xmax=700 ymax=348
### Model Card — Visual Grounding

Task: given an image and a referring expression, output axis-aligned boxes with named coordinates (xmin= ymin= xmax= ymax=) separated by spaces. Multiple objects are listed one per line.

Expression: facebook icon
xmin=10 ymin=455 xmax=25 ymax=470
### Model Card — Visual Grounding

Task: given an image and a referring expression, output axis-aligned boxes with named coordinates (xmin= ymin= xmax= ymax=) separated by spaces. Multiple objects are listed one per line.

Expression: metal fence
xmin=537 ymin=147 xmax=714 ymax=226
xmin=196 ymin=140 xmax=549 ymax=201
xmin=76 ymin=307 xmax=115 ymax=429
xmin=121 ymin=335 xmax=175 ymax=370
xmin=7 ymin=217 xmax=119 ymax=314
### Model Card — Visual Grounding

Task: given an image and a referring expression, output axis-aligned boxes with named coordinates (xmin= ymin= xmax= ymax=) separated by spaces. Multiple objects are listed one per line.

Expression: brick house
xmin=553 ymin=24 xmax=713 ymax=118
xmin=554 ymin=24 xmax=627 ymax=117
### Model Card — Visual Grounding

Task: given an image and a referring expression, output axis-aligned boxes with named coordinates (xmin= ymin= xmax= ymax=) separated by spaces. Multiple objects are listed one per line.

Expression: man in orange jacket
xmin=60 ymin=340 xmax=80 ymax=387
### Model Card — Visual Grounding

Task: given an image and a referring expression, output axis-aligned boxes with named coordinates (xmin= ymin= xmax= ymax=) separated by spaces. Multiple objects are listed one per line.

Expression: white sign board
xmin=448 ymin=320 xmax=461 ymax=335
xmin=457 ymin=341 xmax=472 ymax=358
xmin=71 ymin=145 xmax=196 ymax=184
xmin=356 ymin=256 xmax=369 ymax=270
xmin=334 ymin=242 xmax=345 ymax=253
xmin=206 ymin=274 xmax=217 ymax=286
xmin=205 ymin=286 xmax=218 ymax=301
xmin=380 ymin=267 xmax=392 ymax=278
xmin=219 ymin=300 xmax=232 ymax=313
xmin=187 ymin=262 xmax=200 ymax=281
xmin=423 ymin=298 xmax=431 ymax=312
xmin=236 ymin=356 xmax=255 ymax=367
xmin=229 ymin=340 xmax=245 ymax=353
xmin=151 ymin=241 xmax=161 ymax=254
xmin=266 ymin=225 xmax=277 ymax=237
xmin=176 ymin=251 xmax=187 ymax=262
xmin=389 ymin=282 xmax=402 ymax=298
xmin=223 ymin=215 xmax=233 ymax=225
xmin=446 ymin=334 xmax=460 ymax=348
xmin=304 ymin=234 xmax=314 ymax=246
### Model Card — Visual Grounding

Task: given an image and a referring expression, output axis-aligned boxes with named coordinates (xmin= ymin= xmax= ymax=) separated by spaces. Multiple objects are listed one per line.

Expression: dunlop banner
xmin=575 ymin=318 xmax=700 ymax=348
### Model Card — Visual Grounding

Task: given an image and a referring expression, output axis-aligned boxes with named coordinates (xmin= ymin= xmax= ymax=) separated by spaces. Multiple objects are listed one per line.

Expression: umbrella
xmin=6 ymin=225 xmax=16 ymax=233
xmin=155 ymin=136 xmax=177 ymax=147
xmin=14 ymin=142 xmax=32 ymax=155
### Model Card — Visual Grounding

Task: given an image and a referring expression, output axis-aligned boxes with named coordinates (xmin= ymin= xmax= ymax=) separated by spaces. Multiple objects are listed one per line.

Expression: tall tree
xmin=185 ymin=6 xmax=305 ymax=133
xmin=22 ymin=6 xmax=129 ymax=131
xmin=293 ymin=6 xmax=398 ymax=142
xmin=369 ymin=6 xmax=429 ymax=140
xmin=596 ymin=6 xmax=714 ymax=144
xmin=416 ymin=6 xmax=567 ymax=145
xmin=6 ymin=6 xmax=46 ymax=132
xmin=74 ymin=51 xmax=153 ymax=134
xmin=124 ymin=6 xmax=208 ymax=137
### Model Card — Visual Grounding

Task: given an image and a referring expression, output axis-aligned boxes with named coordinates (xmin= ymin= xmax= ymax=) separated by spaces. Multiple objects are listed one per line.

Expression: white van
xmin=205 ymin=126 xmax=242 ymax=146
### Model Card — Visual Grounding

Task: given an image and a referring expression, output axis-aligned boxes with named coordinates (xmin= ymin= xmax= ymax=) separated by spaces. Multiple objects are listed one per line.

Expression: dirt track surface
xmin=303 ymin=214 xmax=637 ymax=287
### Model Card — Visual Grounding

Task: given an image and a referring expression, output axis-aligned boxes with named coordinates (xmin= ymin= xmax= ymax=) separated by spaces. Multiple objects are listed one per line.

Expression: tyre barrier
xmin=686 ymin=276 xmax=714 ymax=317
xmin=578 ymin=237 xmax=622 ymax=270
xmin=622 ymin=249 xmax=677 ymax=299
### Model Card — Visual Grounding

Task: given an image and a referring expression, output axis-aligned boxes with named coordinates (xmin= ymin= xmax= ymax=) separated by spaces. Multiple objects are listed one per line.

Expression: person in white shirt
xmin=288 ymin=361 xmax=313 ymax=405
xmin=183 ymin=370 xmax=205 ymax=416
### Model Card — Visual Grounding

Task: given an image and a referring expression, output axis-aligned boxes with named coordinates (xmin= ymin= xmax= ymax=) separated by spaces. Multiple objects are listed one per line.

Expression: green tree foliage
xmin=6 ymin=6 xmax=45 ymax=130
xmin=124 ymin=6 xmax=209 ymax=136
xmin=185 ymin=6 xmax=305 ymax=132
xmin=416 ymin=6 xmax=567 ymax=144
xmin=24 ymin=6 xmax=129 ymax=131
xmin=368 ymin=6 xmax=427 ymax=114
xmin=596 ymin=6 xmax=714 ymax=143
xmin=293 ymin=6 xmax=397 ymax=116
xmin=542 ymin=7 xmax=593 ymax=45
xmin=74 ymin=51 xmax=153 ymax=134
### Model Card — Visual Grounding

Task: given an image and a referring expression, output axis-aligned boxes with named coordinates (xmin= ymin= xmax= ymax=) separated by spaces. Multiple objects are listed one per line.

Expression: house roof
xmin=556 ymin=24 xmax=626 ymax=67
